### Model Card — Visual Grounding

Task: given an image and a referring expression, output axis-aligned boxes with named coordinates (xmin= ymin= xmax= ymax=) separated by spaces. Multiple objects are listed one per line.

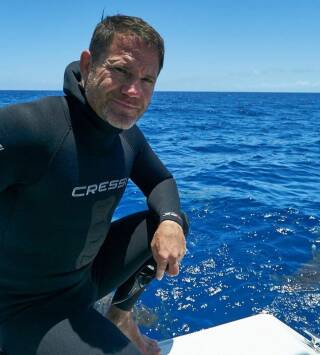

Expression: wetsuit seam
xmin=35 ymin=98 xmax=72 ymax=184
xmin=59 ymin=96 xmax=73 ymax=128
xmin=46 ymin=128 xmax=72 ymax=179
xmin=121 ymin=127 xmax=145 ymax=157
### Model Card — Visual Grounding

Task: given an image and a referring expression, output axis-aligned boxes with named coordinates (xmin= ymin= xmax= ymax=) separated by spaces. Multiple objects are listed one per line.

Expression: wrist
xmin=159 ymin=212 xmax=183 ymax=229
xmin=159 ymin=219 xmax=183 ymax=232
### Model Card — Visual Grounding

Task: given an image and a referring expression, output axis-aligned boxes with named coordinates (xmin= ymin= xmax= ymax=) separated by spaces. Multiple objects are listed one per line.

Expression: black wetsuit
xmin=0 ymin=62 xmax=187 ymax=354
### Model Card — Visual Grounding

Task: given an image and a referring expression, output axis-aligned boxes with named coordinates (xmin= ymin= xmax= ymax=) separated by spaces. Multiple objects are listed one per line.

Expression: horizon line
xmin=0 ymin=89 xmax=319 ymax=95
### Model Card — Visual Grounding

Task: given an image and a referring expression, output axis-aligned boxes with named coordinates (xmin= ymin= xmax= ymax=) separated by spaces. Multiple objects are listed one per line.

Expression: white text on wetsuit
xmin=72 ymin=178 xmax=128 ymax=197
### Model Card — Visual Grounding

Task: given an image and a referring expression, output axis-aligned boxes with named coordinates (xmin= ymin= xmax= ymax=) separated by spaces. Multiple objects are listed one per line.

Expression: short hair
xmin=89 ymin=14 xmax=164 ymax=73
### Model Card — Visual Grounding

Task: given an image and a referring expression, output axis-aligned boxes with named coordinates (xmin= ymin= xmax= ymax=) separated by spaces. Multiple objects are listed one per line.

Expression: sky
xmin=0 ymin=0 xmax=319 ymax=92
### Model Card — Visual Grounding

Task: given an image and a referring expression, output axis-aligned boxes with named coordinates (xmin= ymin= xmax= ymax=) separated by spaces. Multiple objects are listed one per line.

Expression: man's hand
xmin=150 ymin=220 xmax=186 ymax=281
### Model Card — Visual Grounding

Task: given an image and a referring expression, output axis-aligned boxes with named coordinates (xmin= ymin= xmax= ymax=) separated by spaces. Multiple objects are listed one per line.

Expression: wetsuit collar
xmin=63 ymin=61 xmax=122 ymax=135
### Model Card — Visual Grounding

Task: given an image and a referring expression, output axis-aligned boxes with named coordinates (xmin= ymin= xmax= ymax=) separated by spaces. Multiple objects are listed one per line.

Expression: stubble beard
xmin=101 ymin=105 xmax=143 ymax=130
xmin=84 ymin=80 xmax=142 ymax=130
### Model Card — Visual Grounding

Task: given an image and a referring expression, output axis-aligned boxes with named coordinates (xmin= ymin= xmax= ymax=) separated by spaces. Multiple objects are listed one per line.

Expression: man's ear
xmin=80 ymin=50 xmax=92 ymax=83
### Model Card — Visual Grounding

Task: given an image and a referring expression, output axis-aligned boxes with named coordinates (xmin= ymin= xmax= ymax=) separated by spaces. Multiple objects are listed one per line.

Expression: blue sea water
xmin=1 ymin=90 xmax=319 ymax=340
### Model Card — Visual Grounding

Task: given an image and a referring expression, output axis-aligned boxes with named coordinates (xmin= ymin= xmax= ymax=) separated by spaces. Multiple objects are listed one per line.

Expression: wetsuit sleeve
xmin=127 ymin=127 xmax=184 ymax=228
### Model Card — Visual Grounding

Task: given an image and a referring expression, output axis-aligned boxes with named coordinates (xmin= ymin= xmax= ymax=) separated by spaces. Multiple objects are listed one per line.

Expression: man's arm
xmin=127 ymin=127 xmax=188 ymax=280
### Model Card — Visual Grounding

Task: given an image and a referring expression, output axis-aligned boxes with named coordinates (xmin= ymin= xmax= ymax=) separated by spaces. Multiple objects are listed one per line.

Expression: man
xmin=0 ymin=14 xmax=188 ymax=355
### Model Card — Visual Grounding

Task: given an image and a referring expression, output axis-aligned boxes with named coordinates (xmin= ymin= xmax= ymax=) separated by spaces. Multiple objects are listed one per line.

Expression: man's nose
xmin=121 ymin=79 xmax=142 ymax=97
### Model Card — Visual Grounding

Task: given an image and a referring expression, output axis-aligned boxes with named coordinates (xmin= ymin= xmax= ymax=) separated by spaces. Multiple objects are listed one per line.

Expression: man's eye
xmin=113 ymin=67 xmax=127 ymax=74
xmin=142 ymin=78 xmax=154 ymax=84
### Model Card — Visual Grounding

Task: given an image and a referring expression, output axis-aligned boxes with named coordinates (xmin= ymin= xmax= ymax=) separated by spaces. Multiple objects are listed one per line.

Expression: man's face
xmin=81 ymin=33 xmax=159 ymax=130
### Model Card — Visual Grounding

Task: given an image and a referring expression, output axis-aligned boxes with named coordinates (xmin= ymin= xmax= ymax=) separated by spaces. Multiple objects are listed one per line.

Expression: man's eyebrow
xmin=107 ymin=56 xmax=135 ymax=66
xmin=106 ymin=58 xmax=157 ymax=78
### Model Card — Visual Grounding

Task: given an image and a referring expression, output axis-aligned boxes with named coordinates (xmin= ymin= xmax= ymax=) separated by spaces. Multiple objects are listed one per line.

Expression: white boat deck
xmin=159 ymin=313 xmax=319 ymax=355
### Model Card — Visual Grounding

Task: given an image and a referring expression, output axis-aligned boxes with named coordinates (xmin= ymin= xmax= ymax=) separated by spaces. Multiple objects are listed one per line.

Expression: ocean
xmin=1 ymin=90 xmax=319 ymax=341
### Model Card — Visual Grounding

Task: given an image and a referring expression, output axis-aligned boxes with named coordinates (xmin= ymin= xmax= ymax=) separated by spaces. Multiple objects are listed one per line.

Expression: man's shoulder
xmin=0 ymin=96 xmax=71 ymax=186
xmin=0 ymin=96 xmax=70 ymax=140
xmin=120 ymin=124 xmax=148 ymax=153
xmin=0 ymin=96 xmax=68 ymax=124
xmin=0 ymin=95 xmax=71 ymax=154
xmin=121 ymin=125 xmax=146 ymax=145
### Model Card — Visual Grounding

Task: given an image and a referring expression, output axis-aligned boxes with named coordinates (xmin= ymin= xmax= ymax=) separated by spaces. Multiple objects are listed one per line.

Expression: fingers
xmin=156 ymin=259 xmax=181 ymax=280
xmin=156 ymin=260 xmax=168 ymax=281
xmin=153 ymin=248 xmax=185 ymax=280
xmin=166 ymin=261 xmax=179 ymax=277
